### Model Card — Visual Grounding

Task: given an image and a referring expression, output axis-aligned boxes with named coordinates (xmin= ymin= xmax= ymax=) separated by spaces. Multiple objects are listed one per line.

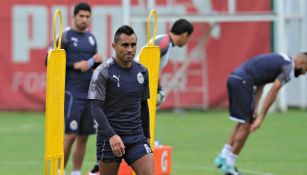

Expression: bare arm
xmin=250 ymin=79 xmax=282 ymax=132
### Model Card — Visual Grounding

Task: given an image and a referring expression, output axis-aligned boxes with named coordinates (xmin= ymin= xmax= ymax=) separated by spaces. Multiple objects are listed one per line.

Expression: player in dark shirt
xmin=46 ymin=3 xmax=102 ymax=175
xmin=214 ymin=53 xmax=307 ymax=175
xmin=88 ymin=25 xmax=153 ymax=175
xmin=90 ymin=19 xmax=193 ymax=175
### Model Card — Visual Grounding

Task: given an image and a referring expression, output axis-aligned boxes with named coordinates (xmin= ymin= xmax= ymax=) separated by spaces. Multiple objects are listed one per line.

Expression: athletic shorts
xmin=96 ymin=134 xmax=152 ymax=165
xmin=227 ymin=74 xmax=255 ymax=123
xmin=64 ymin=91 xmax=96 ymax=135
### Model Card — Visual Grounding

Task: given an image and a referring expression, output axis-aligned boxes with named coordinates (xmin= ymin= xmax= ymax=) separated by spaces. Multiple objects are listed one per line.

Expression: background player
xmin=137 ymin=18 xmax=194 ymax=106
xmin=214 ymin=53 xmax=307 ymax=175
xmin=46 ymin=2 xmax=102 ymax=175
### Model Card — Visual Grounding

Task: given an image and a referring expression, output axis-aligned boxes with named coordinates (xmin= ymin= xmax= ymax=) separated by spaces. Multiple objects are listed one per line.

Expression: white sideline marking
xmin=0 ymin=124 xmax=33 ymax=133
xmin=174 ymin=165 xmax=274 ymax=175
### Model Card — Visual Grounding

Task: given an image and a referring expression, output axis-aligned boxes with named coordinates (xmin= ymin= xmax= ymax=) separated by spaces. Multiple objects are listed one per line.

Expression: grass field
xmin=0 ymin=109 xmax=306 ymax=175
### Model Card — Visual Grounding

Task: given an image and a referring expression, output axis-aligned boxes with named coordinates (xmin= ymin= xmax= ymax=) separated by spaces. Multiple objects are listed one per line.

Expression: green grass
xmin=0 ymin=109 xmax=306 ymax=175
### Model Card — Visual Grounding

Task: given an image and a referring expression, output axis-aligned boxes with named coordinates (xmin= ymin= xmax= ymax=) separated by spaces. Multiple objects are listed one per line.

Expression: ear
xmin=298 ymin=56 xmax=305 ymax=65
xmin=112 ymin=42 xmax=116 ymax=49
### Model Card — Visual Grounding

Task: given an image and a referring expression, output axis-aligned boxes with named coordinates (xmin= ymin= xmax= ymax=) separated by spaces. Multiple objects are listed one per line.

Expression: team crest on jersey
xmin=88 ymin=36 xmax=95 ymax=46
xmin=137 ymin=72 xmax=144 ymax=84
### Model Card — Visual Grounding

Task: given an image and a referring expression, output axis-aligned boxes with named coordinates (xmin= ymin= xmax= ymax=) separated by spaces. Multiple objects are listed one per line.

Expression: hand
xmin=109 ymin=135 xmax=125 ymax=157
xmin=250 ymin=116 xmax=263 ymax=132
xmin=93 ymin=53 xmax=103 ymax=63
xmin=74 ymin=60 xmax=90 ymax=72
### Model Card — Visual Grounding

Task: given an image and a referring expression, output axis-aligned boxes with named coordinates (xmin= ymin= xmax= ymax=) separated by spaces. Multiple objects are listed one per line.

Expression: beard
xmin=76 ymin=23 xmax=88 ymax=31
xmin=295 ymin=68 xmax=302 ymax=77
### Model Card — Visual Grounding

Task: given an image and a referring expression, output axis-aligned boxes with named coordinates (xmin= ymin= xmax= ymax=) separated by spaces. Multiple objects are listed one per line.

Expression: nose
xmin=81 ymin=16 xmax=88 ymax=22
xmin=127 ymin=45 xmax=134 ymax=52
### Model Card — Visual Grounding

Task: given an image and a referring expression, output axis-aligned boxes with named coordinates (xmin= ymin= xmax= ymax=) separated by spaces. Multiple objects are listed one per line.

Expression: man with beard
xmin=214 ymin=53 xmax=307 ymax=175
xmin=46 ymin=2 xmax=102 ymax=175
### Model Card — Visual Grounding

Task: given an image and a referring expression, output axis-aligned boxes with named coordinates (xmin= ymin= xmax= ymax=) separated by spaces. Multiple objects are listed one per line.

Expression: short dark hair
xmin=170 ymin=19 xmax=194 ymax=35
xmin=114 ymin=25 xmax=136 ymax=43
xmin=74 ymin=2 xmax=91 ymax=16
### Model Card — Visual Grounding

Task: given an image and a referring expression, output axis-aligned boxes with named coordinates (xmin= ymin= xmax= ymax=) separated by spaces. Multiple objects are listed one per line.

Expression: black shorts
xmin=64 ymin=91 xmax=96 ymax=135
xmin=96 ymin=134 xmax=152 ymax=165
xmin=227 ymin=75 xmax=255 ymax=123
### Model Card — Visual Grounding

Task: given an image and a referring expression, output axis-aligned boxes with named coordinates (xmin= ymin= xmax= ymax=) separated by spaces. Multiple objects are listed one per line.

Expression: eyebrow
xmin=80 ymin=14 xmax=90 ymax=17
xmin=121 ymin=42 xmax=136 ymax=46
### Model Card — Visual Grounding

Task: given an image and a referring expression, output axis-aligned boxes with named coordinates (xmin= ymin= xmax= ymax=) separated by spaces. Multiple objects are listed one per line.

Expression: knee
xmin=65 ymin=134 xmax=77 ymax=143
xmin=78 ymin=135 xmax=88 ymax=142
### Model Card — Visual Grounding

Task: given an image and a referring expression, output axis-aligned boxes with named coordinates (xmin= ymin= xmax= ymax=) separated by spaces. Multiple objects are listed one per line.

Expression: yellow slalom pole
xmin=44 ymin=9 xmax=66 ymax=175
xmin=139 ymin=9 xmax=160 ymax=155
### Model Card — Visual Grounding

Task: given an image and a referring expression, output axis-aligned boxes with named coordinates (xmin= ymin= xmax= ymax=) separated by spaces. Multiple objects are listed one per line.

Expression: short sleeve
xmin=277 ymin=63 xmax=292 ymax=85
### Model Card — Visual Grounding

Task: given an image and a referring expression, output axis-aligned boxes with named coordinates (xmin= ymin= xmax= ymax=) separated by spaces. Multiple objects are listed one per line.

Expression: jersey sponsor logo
xmin=112 ymin=74 xmax=120 ymax=87
xmin=144 ymin=143 xmax=152 ymax=154
xmin=137 ymin=72 xmax=144 ymax=84
xmin=88 ymin=36 xmax=95 ymax=46
xmin=70 ymin=120 xmax=78 ymax=130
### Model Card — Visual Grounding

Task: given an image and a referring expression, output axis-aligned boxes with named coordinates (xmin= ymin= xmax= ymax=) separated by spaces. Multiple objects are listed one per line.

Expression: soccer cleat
xmin=222 ymin=164 xmax=241 ymax=175
xmin=90 ymin=163 xmax=99 ymax=174
xmin=214 ymin=155 xmax=226 ymax=169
